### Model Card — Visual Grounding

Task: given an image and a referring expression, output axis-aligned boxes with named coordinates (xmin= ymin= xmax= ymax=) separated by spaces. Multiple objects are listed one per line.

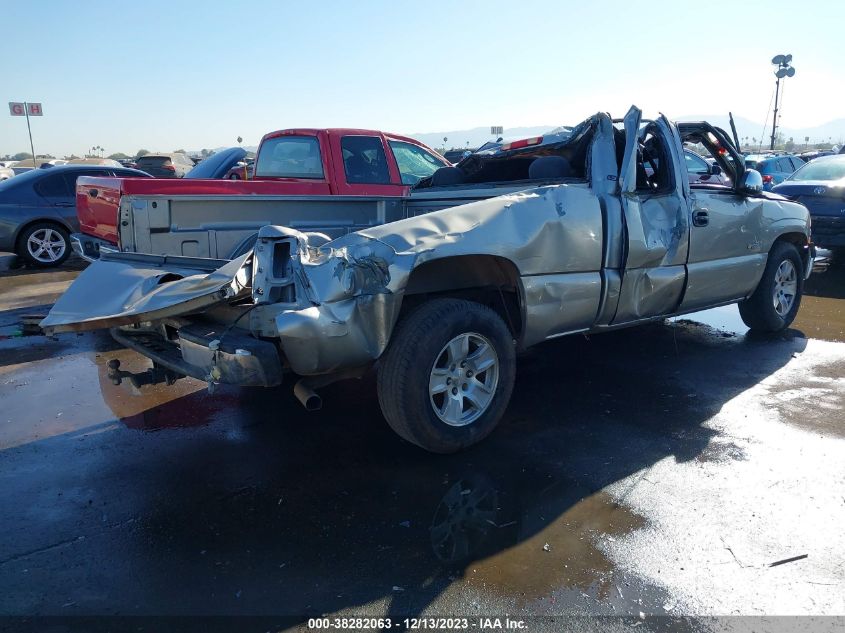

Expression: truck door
xmin=612 ymin=107 xmax=690 ymax=324
xmin=677 ymin=123 xmax=767 ymax=311
xmin=328 ymin=133 xmax=405 ymax=196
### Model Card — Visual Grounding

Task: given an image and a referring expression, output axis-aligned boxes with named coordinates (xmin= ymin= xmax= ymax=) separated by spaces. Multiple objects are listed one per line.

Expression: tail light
xmin=500 ymin=136 xmax=543 ymax=151
xmin=762 ymin=175 xmax=773 ymax=184
xmin=163 ymin=164 xmax=176 ymax=172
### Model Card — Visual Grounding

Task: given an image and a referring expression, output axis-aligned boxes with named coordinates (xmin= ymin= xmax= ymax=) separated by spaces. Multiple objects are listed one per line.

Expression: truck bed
xmin=77 ymin=177 xmax=334 ymax=244
xmin=115 ymin=179 xmax=581 ymax=260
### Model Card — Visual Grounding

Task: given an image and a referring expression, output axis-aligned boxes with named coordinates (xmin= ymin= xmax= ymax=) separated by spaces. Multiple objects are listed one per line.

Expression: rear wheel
xmin=17 ymin=222 xmax=70 ymax=268
xmin=738 ymin=241 xmax=803 ymax=332
xmin=377 ymin=298 xmax=516 ymax=453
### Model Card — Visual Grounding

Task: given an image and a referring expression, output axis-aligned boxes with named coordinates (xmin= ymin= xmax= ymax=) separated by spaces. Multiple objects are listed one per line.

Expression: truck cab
xmin=255 ymin=129 xmax=447 ymax=193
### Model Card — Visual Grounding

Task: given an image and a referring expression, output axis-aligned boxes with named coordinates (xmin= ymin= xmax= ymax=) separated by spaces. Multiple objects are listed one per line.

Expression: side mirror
xmin=738 ymin=169 xmax=763 ymax=195
xmin=710 ymin=163 xmax=722 ymax=175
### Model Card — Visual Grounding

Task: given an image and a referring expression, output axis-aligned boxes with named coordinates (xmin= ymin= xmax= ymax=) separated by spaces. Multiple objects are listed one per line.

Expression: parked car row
xmin=772 ymin=154 xmax=845 ymax=253
xmin=0 ymin=165 xmax=151 ymax=266
xmin=744 ymin=153 xmax=807 ymax=190
xmin=134 ymin=153 xmax=196 ymax=178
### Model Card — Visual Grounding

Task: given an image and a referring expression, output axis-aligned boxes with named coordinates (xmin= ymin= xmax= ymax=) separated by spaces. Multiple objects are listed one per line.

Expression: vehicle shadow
xmin=0 ymin=324 xmax=121 ymax=369
xmin=804 ymin=262 xmax=845 ymax=300
xmin=0 ymin=318 xmax=808 ymax=622
xmin=0 ymin=254 xmax=87 ymax=278
xmin=112 ymin=319 xmax=807 ymax=618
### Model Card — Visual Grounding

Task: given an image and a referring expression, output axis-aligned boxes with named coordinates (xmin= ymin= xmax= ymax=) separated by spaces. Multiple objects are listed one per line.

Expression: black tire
xmin=377 ymin=298 xmax=516 ymax=453
xmin=229 ymin=173 xmax=240 ymax=180
xmin=738 ymin=241 xmax=804 ymax=332
xmin=16 ymin=222 xmax=71 ymax=268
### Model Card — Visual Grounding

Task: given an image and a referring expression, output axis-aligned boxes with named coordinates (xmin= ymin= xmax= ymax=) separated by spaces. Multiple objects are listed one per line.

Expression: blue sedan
xmin=772 ymin=155 xmax=845 ymax=252
xmin=0 ymin=165 xmax=150 ymax=267
xmin=744 ymin=154 xmax=805 ymax=191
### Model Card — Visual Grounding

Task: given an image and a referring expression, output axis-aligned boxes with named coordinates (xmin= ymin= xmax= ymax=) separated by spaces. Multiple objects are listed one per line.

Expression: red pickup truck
xmin=73 ymin=128 xmax=448 ymax=259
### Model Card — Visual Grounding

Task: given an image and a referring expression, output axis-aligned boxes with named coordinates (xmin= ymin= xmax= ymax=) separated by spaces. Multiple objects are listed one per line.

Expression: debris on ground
xmin=769 ymin=554 xmax=808 ymax=567
xmin=20 ymin=315 xmax=46 ymax=336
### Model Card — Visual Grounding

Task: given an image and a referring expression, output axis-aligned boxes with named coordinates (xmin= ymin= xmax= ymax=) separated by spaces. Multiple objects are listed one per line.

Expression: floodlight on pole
xmin=769 ymin=54 xmax=795 ymax=150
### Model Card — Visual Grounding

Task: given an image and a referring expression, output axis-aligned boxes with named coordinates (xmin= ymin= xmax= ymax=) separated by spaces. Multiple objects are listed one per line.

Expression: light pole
xmin=769 ymin=54 xmax=795 ymax=151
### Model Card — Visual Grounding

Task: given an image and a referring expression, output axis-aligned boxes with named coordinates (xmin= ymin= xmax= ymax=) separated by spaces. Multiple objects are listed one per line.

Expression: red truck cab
xmin=73 ymin=128 xmax=446 ymax=258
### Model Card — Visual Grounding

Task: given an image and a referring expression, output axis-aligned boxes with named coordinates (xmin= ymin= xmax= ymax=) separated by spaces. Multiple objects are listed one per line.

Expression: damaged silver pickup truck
xmin=42 ymin=107 xmax=813 ymax=453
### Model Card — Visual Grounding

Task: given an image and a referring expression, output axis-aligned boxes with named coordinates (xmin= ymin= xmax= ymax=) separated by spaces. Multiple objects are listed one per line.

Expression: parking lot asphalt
xmin=0 ymin=258 xmax=843 ymax=629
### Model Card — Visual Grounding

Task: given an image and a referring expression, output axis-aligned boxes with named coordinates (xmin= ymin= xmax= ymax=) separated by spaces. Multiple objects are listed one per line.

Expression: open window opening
xmin=413 ymin=115 xmax=604 ymax=191
xmin=635 ymin=122 xmax=674 ymax=193
xmin=677 ymin=123 xmax=743 ymax=187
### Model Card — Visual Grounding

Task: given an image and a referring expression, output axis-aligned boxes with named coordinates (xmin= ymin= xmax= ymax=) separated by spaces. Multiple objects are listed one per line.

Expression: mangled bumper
xmin=70 ymin=232 xmax=118 ymax=262
xmin=249 ymin=225 xmax=407 ymax=375
xmin=40 ymin=227 xmax=411 ymax=381
xmin=112 ymin=323 xmax=283 ymax=387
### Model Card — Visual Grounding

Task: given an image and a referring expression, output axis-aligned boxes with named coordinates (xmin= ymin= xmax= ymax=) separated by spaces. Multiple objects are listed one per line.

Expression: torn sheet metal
xmin=613 ymin=107 xmax=689 ymax=322
xmin=618 ymin=105 xmax=642 ymax=195
xmin=254 ymin=185 xmax=605 ymax=374
xmin=353 ymin=185 xmax=604 ymax=276
xmin=40 ymin=252 xmax=251 ymax=334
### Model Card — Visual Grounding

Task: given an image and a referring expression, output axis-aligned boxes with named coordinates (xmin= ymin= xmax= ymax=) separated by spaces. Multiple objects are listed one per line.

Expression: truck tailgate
xmin=40 ymin=252 xmax=250 ymax=334
xmin=76 ymin=177 xmax=339 ymax=248
xmin=76 ymin=177 xmax=127 ymax=243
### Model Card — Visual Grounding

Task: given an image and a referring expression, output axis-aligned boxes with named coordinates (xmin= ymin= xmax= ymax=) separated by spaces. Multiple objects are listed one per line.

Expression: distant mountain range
xmin=675 ymin=114 xmax=845 ymax=148
xmin=191 ymin=115 xmax=845 ymax=156
xmin=408 ymin=115 xmax=845 ymax=151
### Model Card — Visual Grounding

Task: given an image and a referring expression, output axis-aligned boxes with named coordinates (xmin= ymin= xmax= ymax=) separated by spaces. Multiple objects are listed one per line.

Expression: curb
xmin=0 ymin=253 xmax=19 ymax=272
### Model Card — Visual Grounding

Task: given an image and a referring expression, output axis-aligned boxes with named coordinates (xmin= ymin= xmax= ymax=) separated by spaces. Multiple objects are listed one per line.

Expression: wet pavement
xmin=0 ymin=259 xmax=843 ymax=630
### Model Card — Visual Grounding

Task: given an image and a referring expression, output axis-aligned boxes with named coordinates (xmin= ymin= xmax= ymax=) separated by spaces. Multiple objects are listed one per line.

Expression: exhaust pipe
xmin=294 ymin=379 xmax=322 ymax=411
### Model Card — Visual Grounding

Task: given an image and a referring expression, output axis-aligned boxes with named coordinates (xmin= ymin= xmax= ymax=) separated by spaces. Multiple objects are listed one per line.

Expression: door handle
xmin=692 ymin=209 xmax=709 ymax=227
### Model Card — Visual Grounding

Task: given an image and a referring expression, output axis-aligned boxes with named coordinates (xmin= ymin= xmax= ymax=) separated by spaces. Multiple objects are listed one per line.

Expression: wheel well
xmin=773 ymin=231 xmax=809 ymax=268
xmin=14 ymin=218 xmax=71 ymax=249
xmin=401 ymin=255 xmax=523 ymax=339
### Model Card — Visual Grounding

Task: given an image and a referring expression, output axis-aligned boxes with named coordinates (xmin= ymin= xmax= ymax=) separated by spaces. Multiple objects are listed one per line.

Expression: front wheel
xmin=739 ymin=242 xmax=804 ymax=332
xmin=377 ymin=298 xmax=516 ymax=453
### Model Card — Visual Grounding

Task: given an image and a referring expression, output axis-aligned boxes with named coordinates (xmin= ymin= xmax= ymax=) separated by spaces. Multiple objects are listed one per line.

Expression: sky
xmin=2 ymin=0 xmax=844 ymax=157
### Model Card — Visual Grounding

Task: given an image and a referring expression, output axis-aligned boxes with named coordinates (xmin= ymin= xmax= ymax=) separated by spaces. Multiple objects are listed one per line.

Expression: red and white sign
xmin=8 ymin=102 xmax=42 ymax=116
